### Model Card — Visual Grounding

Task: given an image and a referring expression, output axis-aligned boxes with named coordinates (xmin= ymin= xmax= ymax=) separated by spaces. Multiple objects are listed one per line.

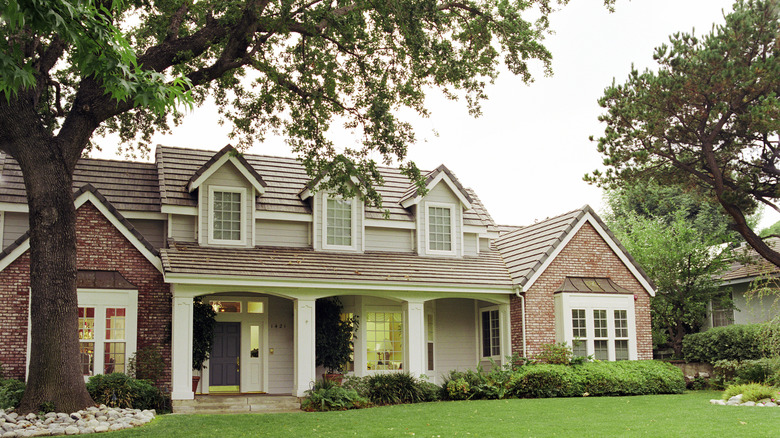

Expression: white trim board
xmin=187 ymin=153 xmax=266 ymax=195
xmin=400 ymin=172 xmax=472 ymax=210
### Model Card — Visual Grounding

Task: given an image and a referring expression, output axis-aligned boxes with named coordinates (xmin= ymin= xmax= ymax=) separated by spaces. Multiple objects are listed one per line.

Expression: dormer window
xmin=321 ymin=195 xmax=359 ymax=251
xmin=209 ymin=186 xmax=246 ymax=245
xmin=426 ymin=203 xmax=455 ymax=255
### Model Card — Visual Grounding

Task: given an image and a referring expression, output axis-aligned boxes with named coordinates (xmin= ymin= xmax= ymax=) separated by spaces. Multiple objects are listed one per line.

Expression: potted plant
xmin=315 ymin=297 xmax=358 ymax=383
xmin=192 ymin=297 xmax=217 ymax=392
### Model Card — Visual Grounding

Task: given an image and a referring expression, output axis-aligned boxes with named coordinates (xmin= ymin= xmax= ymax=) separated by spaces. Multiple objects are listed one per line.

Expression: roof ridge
xmin=497 ymin=206 xmax=585 ymax=243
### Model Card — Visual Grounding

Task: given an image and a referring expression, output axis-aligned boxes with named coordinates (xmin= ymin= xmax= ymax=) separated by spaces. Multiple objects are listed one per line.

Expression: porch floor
xmin=172 ymin=394 xmax=302 ymax=414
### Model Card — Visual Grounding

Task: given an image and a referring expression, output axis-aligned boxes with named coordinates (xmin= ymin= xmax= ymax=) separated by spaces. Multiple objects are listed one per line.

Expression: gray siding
xmin=434 ymin=299 xmax=476 ymax=381
xmin=3 ymin=212 xmax=28 ymax=248
xmin=313 ymin=192 xmax=363 ymax=252
xmin=479 ymin=238 xmax=491 ymax=252
xmin=365 ymin=227 xmax=414 ymax=252
xmin=199 ymin=161 xmax=254 ymax=248
xmin=171 ymin=215 xmax=197 ymax=242
xmin=127 ymin=219 xmax=165 ymax=249
xmin=417 ymin=183 xmax=463 ymax=256
xmin=267 ymin=296 xmax=294 ymax=394
xmin=255 ymin=220 xmax=310 ymax=248
xmin=463 ymin=233 xmax=478 ymax=256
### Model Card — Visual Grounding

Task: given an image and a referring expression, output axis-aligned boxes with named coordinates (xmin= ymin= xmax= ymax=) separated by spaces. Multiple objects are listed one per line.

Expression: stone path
xmin=0 ymin=405 xmax=154 ymax=437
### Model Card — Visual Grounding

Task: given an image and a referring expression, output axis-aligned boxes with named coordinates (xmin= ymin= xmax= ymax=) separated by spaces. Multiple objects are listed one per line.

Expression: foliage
xmin=0 ymin=379 xmax=26 ymax=410
xmin=0 ymin=362 xmax=4 ymax=379
xmin=712 ymin=357 xmax=780 ymax=389
xmin=605 ymin=199 xmax=732 ymax=357
xmin=365 ymin=373 xmax=426 ymax=405
xmin=85 ymin=373 xmax=167 ymax=411
xmin=534 ymin=342 xmax=575 ymax=365
xmin=588 ymin=0 xmax=780 ymax=267
xmin=315 ymin=298 xmax=358 ymax=374
xmin=301 ymin=379 xmax=369 ymax=412
xmin=128 ymin=345 xmax=166 ymax=387
xmin=192 ymin=297 xmax=217 ymax=371
xmin=683 ymin=324 xmax=771 ymax=363
xmin=341 ymin=375 xmax=371 ymax=399
xmin=511 ymin=364 xmax=583 ymax=398
xmin=722 ymin=382 xmax=779 ymax=402
xmin=760 ymin=220 xmax=780 ymax=238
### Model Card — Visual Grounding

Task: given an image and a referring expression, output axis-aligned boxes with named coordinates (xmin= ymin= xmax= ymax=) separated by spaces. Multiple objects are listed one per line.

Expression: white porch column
xmin=171 ymin=295 xmax=194 ymax=400
xmin=352 ymin=296 xmax=367 ymax=376
xmin=294 ymin=298 xmax=316 ymax=397
xmin=499 ymin=303 xmax=512 ymax=365
xmin=403 ymin=300 xmax=426 ymax=378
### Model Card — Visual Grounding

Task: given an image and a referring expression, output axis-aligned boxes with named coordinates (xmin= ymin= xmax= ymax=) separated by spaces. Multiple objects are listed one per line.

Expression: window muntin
xmin=104 ymin=308 xmax=126 ymax=374
xmin=571 ymin=309 xmax=588 ymax=357
xmin=366 ymin=312 xmax=403 ymax=370
xmin=212 ymin=191 xmax=242 ymax=241
xmin=78 ymin=305 xmax=130 ymax=376
xmin=481 ymin=309 xmax=500 ymax=357
xmin=326 ymin=198 xmax=353 ymax=247
xmin=428 ymin=206 xmax=452 ymax=252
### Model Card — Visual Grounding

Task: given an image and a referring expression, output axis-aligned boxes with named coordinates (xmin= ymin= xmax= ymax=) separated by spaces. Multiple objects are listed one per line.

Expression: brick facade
xmin=509 ymin=222 xmax=653 ymax=360
xmin=0 ymin=202 xmax=171 ymax=386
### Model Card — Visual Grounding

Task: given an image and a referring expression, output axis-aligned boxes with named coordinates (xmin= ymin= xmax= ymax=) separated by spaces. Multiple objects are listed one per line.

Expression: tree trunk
xmin=15 ymin=144 xmax=94 ymax=413
xmin=671 ymin=324 xmax=686 ymax=359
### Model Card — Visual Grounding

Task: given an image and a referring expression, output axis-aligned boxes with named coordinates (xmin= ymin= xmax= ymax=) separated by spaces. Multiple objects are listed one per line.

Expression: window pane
xmin=594 ymin=340 xmax=609 ymax=360
xmin=248 ymin=301 xmax=265 ymax=314
xmin=572 ymin=339 xmax=588 ymax=357
xmin=105 ymin=308 xmax=126 ymax=340
xmin=481 ymin=310 xmax=500 ymax=357
xmin=210 ymin=301 xmax=241 ymax=313
xmin=80 ymin=342 xmax=94 ymax=376
xmin=614 ymin=310 xmax=628 ymax=338
xmin=213 ymin=191 xmax=242 ymax=241
xmin=250 ymin=325 xmax=260 ymax=358
xmin=104 ymin=342 xmax=125 ymax=374
xmin=593 ymin=309 xmax=608 ymax=338
xmin=366 ymin=312 xmax=403 ymax=370
xmin=78 ymin=307 xmax=95 ymax=340
xmin=615 ymin=340 xmax=629 ymax=361
xmin=571 ymin=309 xmax=587 ymax=338
xmin=428 ymin=207 xmax=452 ymax=251
xmin=326 ymin=198 xmax=352 ymax=246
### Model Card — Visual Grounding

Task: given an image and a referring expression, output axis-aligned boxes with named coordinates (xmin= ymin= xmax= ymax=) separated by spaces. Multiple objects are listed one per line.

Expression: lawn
xmin=113 ymin=391 xmax=778 ymax=437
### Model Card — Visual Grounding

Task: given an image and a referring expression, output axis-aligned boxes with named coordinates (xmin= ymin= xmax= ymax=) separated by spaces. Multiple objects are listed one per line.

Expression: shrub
xmin=511 ymin=364 xmax=583 ymax=398
xmin=0 ymin=379 xmax=25 ymax=410
xmin=722 ymin=382 xmax=779 ymax=402
xmin=86 ymin=373 xmax=167 ymax=411
xmin=341 ymin=375 xmax=370 ymax=398
xmin=712 ymin=357 xmax=780 ymax=388
xmin=129 ymin=345 xmax=166 ymax=386
xmin=445 ymin=378 xmax=471 ymax=400
xmin=534 ymin=342 xmax=574 ymax=365
xmin=301 ymin=379 xmax=368 ymax=411
xmin=366 ymin=373 xmax=425 ymax=405
xmin=682 ymin=324 xmax=769 ymax=363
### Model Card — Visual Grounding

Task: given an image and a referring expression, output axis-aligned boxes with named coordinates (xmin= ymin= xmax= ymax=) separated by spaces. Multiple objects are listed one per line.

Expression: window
xmin=593 ymin=309 xmax=609 ymax=360
xmin=208 ymin=187 xmax=246 ymax=244
xmin=366 ymin=312 xmax=403 ymax=370
xmin=326 ymin=198 xmax=353 ymax=247
xmin=426 ymin=204 xmax=456 ymax=254
xmin=78 ymin=307 xmax=95 ymax=376
xmin=614 ymin=310 xmax=629 ymax=361
xmin=104 ymin=308 xmax=126 ymax=373
xmin=426 ymin=314 xmax=435 ymax=371
xmin=711 ymin=300 xmax=734 ymax=327
xmin=481 ymin=309 xmax=500 ymax=357
xmin=571 ymin=309 xmax=587 ymax=357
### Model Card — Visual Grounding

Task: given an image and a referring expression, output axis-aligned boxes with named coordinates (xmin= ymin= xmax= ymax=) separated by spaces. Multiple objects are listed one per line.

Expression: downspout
xmin=514 ymin=286 xmax=527 ymax=358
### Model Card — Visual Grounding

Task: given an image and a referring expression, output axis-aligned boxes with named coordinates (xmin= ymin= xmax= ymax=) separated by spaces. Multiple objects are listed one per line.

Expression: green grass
xmin=114 ymin=391 xmax=779 ymax=437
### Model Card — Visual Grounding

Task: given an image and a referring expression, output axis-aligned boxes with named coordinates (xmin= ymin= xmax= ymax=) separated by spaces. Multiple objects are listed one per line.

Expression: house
xmin=704 ymin=236 xmax=780 ymax=329
xmin=0 ymin=145 xmax=654 ymax=401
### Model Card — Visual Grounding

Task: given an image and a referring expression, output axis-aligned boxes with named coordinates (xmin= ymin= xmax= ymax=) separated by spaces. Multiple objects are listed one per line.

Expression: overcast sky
xmin=95 ymin=0 xmax=772 ymax=228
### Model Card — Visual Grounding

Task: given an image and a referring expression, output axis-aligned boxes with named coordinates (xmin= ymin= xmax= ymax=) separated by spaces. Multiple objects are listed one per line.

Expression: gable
xmin=186 ymin=145 xmax=267 ymax=194
xmin=400 ymin=165 xmax=473 ymax=210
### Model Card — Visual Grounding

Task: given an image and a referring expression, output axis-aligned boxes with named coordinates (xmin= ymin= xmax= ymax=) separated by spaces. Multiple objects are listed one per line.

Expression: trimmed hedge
xmin=682 ymin=324 xmax=770 ymax=363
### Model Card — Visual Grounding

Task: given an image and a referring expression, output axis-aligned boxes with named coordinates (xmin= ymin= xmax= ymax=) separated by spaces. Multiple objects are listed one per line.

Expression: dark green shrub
xmin=341 ymin=375 xmax=370 ymax=398
xmin=418 ymin=380 xmax=441 ymax=402
xmin=301 ymin=379 xmax=368 ymax=411
xmin=682 ymin=324 xmax=769 ymax=363
xmin=713 ymin=357 xmax=780 ymax=387
xmin=129 ymin=345 xmax=166 ymax=386
xmin=511 ymin=364 xmax=583 ymax=398
xmin=534 ymin=342 xmax=574 ymax=365
xmin=86 ymin=373 xmax=166 ymax=411
xmin=366 ymin=373 xmax=424 ymax=405
xmin=0 ymin=379 xmax=25 ymax=410
xmin=440 ymin=369 xmax=485 ymax=400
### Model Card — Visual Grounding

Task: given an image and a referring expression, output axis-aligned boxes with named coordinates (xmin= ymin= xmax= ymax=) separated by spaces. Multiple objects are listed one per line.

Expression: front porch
xmin=169 ymin=283 xmax=513 ymax=400
xmin=172 ymin=394 xmax=301 ymax=414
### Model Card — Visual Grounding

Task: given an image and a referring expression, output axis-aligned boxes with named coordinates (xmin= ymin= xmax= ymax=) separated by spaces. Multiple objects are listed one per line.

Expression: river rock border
xmin=0 ymin=405 xmax=155 ymax=437
xmin=710 ymin=394 xmax=779 ymax=407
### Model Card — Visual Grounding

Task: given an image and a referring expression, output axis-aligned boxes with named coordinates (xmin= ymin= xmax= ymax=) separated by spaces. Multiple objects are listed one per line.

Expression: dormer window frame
xmin=208 ymin=185 xmax=247 ymax=246
xmin=425 ymin=201 xmax=457 ymax=256
xmin=322 ymin=194 xmax=360 ymax=252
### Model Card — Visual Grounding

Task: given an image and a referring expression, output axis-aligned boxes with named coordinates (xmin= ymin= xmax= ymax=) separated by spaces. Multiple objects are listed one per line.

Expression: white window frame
xmin=479 ymin=306 xmax=501 ymax=359
xmin=321 ymin=194 xmax=359 ymax=251
xmin=555 ymin=293 xmax=637 ymax=361
xmin=76 ymin=289 xmax=138 ymax=380
xmin=425 ymin=311 xmax=436 ymax=372
xmin=364 ymin=308 xmax=404 ymax=373
xmin=425 ymin=202 xmax=456 ymax=256
xmin=208 ymin=185 xmax=247 ymax=246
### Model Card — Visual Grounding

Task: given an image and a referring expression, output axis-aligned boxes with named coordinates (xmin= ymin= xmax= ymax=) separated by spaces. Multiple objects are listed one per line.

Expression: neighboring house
xmin=0 ymin=145 xmax=654 ymax=401
xmin=704 ymin=236 xmax=780 ymax=329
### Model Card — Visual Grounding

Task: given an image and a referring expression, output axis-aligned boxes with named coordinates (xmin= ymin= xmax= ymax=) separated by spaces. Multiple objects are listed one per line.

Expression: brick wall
xmin=0 ymin=202 xmax=171 ymax=386
xmin=509 ymin=222 xmax=653 ymax=360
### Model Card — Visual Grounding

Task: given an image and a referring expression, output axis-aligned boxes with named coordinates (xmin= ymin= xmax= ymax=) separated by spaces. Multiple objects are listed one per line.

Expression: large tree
xmin=604 ymin=183 xmax=733 ymax=357
xmin=0 ymin=0 xmax=607 ymax=413
xmin=587 ymin=0 xmax=780 ymax=267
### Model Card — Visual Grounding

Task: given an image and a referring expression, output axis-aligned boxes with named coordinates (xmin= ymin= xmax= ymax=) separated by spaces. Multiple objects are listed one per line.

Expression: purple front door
xmin=210 ymin=322 xmax=241 ymax=387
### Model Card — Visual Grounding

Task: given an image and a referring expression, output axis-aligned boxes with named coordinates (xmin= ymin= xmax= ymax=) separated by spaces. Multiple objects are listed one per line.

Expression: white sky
xmin=95 ymin=0 xmax=777 ymax=229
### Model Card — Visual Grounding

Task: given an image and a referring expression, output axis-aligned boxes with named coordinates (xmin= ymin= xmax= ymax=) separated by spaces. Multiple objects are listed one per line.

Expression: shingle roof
xmin=399 ymin=164 xmax=474 ymax=207
xmin=495 ymin=205 xmax=654 ymax=291
xmin=186 ymin=144 xmax=268 ymax=192
xmin=719 ymin=237 xmax=780 ymax=282
xmin=0 ymin=154 xmax=160 ymax=211
xmin=161 ymin=243 xmax=513 ymax=287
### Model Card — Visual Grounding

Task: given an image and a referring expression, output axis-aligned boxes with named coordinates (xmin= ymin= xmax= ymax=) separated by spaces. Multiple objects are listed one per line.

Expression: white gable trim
xmin=0 ymin=192 xmax=163 ymax=273
xmin=187 ymin=154 xmax=266 ymax=195
xmin=74 ymin=191 xmax=164 ymax=273
xmin=520 ymin=212 xmax=655 ymax=296
xmin=400 ymin=172 xmax=472 ymax=210
xmin=299 ymin=175 xmax=362 ymax=201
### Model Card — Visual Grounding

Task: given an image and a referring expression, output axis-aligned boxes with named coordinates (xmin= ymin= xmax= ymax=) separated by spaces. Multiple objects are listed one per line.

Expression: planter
xmin=322 ymin=373 xmax=344 ymax=384
xmin=192 ymin=375 xmax=201 ymax=393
